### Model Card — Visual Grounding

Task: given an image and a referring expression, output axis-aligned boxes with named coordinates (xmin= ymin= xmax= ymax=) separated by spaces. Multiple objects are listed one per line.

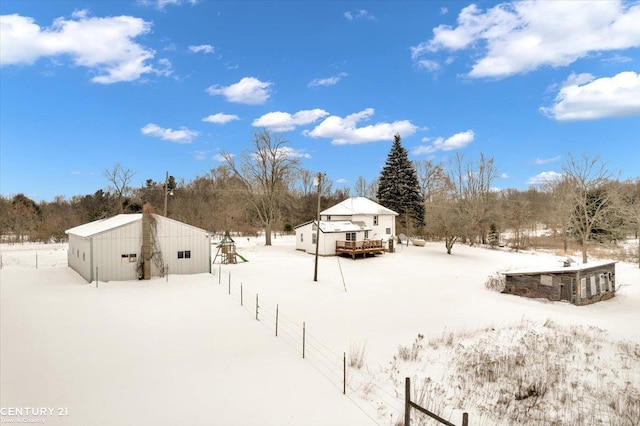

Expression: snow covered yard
xmin=1 ymin=238 xmax=639 ymax=425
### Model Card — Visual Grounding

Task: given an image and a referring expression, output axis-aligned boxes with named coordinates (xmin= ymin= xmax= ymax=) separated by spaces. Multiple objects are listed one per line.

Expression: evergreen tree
xmin=376 ymin=133 xmax=425 ymax=235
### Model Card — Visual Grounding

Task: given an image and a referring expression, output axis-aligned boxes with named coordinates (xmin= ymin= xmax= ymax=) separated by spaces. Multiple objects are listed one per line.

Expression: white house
xmin=66 ymin=213 xmax=211 ymax=282
xmin=295 ymin=197 xmax=398 ymax=256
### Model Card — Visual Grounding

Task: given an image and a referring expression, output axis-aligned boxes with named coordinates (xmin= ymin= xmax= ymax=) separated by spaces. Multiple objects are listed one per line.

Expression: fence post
xmin=275 ymin=304 xmax=279 ymax=337
xmin=240 ymin=283 xmax=243 ymax=306
xmin=405 ymin=377 xmax=411 ymax=426
xmin=255 ymin=294 xmax=259 ymax=321
xmin=218 ymin=264 xmax=221 ymax=284
xmin=166 ymin=266 xmax=169 ymax=282
xmin=303 ymin=322 xmax=306 ymax=359
xmin=343 ymin=352 xmax=346 ymax=395
xmin=462 ymin=412 xmax=468 ymax=426
xmin=228 ymin=273 xmax=231 ymax=295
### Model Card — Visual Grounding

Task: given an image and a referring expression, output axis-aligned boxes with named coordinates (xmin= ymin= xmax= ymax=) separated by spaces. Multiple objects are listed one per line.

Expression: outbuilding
xmin=66 ymin=213 xmax=211 ymax=282
xmin=502 ymin=260 xmax=616 ymax=305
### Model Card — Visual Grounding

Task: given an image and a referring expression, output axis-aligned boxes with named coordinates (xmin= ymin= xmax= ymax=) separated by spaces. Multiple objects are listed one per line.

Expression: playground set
xmin=213 ymin=235 xmax=248 ymax=264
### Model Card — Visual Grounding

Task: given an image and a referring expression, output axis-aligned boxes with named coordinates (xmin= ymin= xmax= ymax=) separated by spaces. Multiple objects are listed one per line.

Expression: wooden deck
xmin=335 ymin=240 xmax=385 ymax=259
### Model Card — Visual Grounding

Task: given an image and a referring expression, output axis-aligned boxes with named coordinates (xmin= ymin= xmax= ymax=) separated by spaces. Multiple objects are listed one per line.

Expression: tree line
xmin=1 ymin=130 xmax=638 ymax=266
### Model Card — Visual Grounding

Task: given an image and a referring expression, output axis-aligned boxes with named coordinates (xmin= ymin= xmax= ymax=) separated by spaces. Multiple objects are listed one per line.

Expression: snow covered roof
xmin=502 ymin=260 xmax=616 ymax=275
xmin=65 ymin=214 xmax=142 ymax=238
xmin=318 ymin=220 xmax=370 ymax=233
xmin=321 ymin=197 xmax=398 ymax=216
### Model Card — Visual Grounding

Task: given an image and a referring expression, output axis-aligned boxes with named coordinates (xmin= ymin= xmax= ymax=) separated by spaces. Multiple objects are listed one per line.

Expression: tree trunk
xmin=264 ymin=222 xmax=272 ymax=246
xmin=582 ymin=236 xmax=588 ymax=264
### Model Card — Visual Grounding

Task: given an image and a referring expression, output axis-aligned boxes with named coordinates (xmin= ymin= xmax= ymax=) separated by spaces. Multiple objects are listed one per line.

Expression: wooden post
xmin=303 ymin=322 xmax=306 ymax=359
xmin=166 ymin=266 xmax=169 ymax=282
xmin=275 ymin=304 xmax=279 ymax=337
xmin=405 ymin=377 xmax=411 ymax=426
xmin=240 ymin=283 xmax=243 ymax=306
xmin=228 ymin=273 xmax=231 ymax=295
xmin=255 ymin=294 xmax=259 ymax=321
xmin=343 ymin=352 xmax=346 ymax=395
xmin=218 ymin=264 xmax=221 ymax=284
xmin=462 ymin=412 xmax=469 ymax=426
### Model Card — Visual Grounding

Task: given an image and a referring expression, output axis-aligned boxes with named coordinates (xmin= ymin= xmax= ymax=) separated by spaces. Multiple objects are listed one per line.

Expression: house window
xmin=77 ymin=249 xmax=80 ymax=258
xmin=373 ymin=215 xmax=378 ymax=226
xmin=590 ymin=275 xmax=597 ymax=296
xmin=82 ymin=252 xmax=85 ymax=261
xmin=312 ymin=233 xmax=317 ymax=244
xmin=346 ymin=232 xmax=356 ymax=241
xmin=580 ymin=278 xmax=587 ymax=299
xmin=129 ymin=254 xmax=137 ymax=263
xmin=386 ymin=228 xmax=391 ymax=235
xmin=121 ymin=254 xmax=129 ymax=263
xmin=178 ymin=251 xmax=184 ymax=259
xmin=300 ymin=233 xmax=304 ymax=242
xmin=184 ymin=250 xmax=191 ymax=259
xmin=364 ymin=230 xmax=369 ymax=239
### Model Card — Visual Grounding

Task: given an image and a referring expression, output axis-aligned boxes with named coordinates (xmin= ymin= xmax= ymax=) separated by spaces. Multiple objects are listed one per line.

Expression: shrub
xmin=485 ymin=272 xmax=505 ymax=292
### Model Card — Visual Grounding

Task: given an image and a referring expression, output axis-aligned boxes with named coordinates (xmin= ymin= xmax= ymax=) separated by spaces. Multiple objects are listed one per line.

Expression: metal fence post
xmin=462 ymin=413 xmax=468 ymax=426
xmin=405 ymin=377 xmax=411 ymax=426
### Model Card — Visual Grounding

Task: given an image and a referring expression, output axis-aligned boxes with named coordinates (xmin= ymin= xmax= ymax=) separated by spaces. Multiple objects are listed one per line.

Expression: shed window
xmin=580 ymin=278 xmax=587 ymax=299
xmin=540 ymin=275 xmax=553 ymax=286
xmin=590 ymin=275 xmax=597 ymax=296
xmin=82 ymin=252 xmax=85 ymax=262
xmin=184 ymin=250 xmax=191 ymax=259
xmin=300 ymin=233 xmax=304 ymax=242
xmin=178 ymin=251 xmax=184 ymax=259
xmin=599 ymin=273 xmax=608 ymax=292
xmin=129 ymin=254 xmax=137 ymax=263
xmin=121 ymin=254 xmax=129 ymax=263
xmin=312 ymin=233 xmax=317 ymax=244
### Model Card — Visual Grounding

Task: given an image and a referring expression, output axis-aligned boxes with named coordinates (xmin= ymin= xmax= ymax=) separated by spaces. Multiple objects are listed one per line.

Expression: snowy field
xmin=1 ymin=237 xmax=639 ymax=425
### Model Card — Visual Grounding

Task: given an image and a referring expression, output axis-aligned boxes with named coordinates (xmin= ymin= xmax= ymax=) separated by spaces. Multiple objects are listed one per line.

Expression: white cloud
xmin=540 ymin=71 xmax=640 ymax=121
xmin=416 ymin=60 xmax=440 ymax=72
xmin=440 ymin=7 xmax=449 ymax=15
xmin=212 ymin=153 xmax=227 ymax=162
xmin=140 ymin=0 xmax=199 ymax=9
xmin=278 ymin=146 xmax=311 ymax=160
xmin=412 ymin=130 xmax=475 ymax=155
xmin=141 ymin=123 xmax=198 ymax=143
xmin=304 ymin=108 xmax=417 ymax=145
xmin=309 ymin=72 xmax=348 ymax=87
xmin=0 ymin=12 xmax=165 ymax=83
xmin=344 ymin=10 xmax=375 ymax=21
xmin=202 ymin=113 xmax=240 ymax=124
xmin=252 ymin=109 xmax=329 ymax=132
xmin=412 ymin=1 xmax=640 ymax=78
xmin=500 ymin=173 xmax=509 ymax=179
xmin=533 ymin=155 xmax=561 ymax=165
xmin=206 ymin=77 xmax=273 ymax=105
xmin=188 ymin=44 xmax=214 ymax=54
xmin=526 ymin=171 xmax=563 ymax=185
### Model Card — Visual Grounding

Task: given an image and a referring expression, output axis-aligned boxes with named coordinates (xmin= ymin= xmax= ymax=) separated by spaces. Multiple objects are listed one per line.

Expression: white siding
xmin=92 ymin=221 xmax=142 ymax=282
xmin=68 ymin=234 xmax=92 ymax=282
xmin=155 ymin=217 xmax=211 ymax=276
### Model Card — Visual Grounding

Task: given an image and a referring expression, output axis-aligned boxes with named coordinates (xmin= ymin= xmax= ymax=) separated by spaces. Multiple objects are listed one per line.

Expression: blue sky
xmin=1 ymin=0 xmax=639 ymax=202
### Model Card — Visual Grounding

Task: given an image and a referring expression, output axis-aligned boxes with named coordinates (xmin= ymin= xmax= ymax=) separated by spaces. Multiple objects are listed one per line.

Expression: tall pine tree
xmin=376 ymin=133 xmax=425 ymax=235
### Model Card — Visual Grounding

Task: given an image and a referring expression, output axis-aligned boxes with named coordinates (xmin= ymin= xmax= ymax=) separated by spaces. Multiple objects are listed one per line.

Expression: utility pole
xmin=313 ymin=172 xmax=323 ymax=282
xmin=163 ymin=171 xmax=172 ymax=217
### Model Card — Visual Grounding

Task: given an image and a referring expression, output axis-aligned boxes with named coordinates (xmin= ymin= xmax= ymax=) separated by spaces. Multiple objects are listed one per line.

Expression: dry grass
xmin=367 ymin=320 xmax=640 ymax=426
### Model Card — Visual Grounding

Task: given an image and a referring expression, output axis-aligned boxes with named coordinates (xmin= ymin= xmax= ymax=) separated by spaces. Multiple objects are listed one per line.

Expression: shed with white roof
xmin=65 ymin=213 xmax=211 ymax=283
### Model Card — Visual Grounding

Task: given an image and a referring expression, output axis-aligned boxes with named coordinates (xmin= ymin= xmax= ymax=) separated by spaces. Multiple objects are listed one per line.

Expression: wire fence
xmin=214 ymin=267 xmax=406 ymax=426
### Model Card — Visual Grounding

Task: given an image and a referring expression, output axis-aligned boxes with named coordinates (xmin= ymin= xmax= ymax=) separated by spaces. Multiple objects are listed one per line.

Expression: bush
xmin=485 ymin=272 xmax=505 ymax=292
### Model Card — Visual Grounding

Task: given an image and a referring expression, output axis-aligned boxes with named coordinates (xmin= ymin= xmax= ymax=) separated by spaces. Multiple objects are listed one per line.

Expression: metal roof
xmin=65 ymin=214 xmax=142 ymax=238
xmin=321 ymin=197 xmax=398 ymax=216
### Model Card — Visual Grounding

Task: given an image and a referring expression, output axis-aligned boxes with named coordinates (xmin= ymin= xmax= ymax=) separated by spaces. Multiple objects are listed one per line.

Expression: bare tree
xmin=104 ymin=162 xmax=135 ymax=213
xmin=414 ymin=159 xmax=449 ymax=202
xmin=562 ymin=153 xmax=619 ymax=263
xmin=450 ymin=152 xmax=498 ymax=244
xmin=354 ymin=176 xmax=367 ymax=197
xmin=222 ymin=129 xmax=299 ymax=246
xmin=424 ymin=180 xmax=465 ymax=254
